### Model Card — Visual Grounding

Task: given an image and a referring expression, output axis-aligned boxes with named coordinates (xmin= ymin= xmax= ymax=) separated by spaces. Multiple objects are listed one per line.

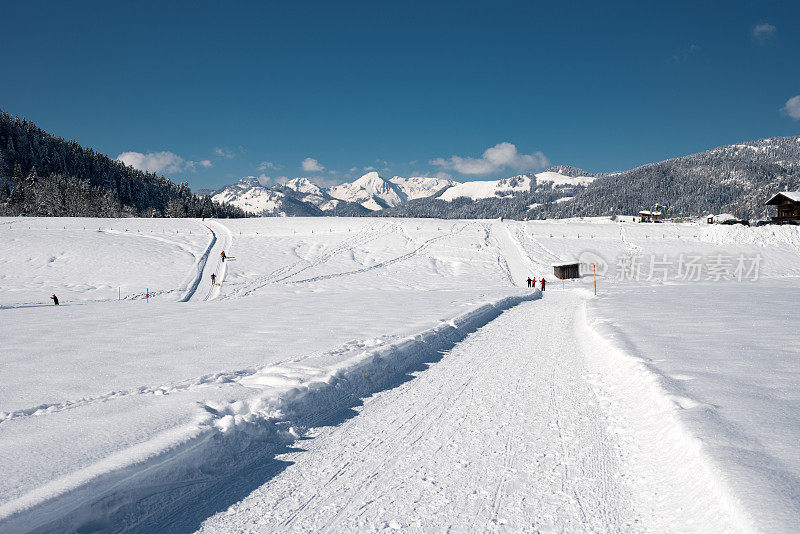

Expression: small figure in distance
xmin=527 ymin=277 xmax=532 ymax=288
xmin=50 ymin=294 xmax=59 ymax=305
xmin=221 ymin=250 xmax=226 ymax=262
xmin=211 ymin=273 xmax=217 ymax=286
xmin=540 ymin=278 xmax=546 ymax=292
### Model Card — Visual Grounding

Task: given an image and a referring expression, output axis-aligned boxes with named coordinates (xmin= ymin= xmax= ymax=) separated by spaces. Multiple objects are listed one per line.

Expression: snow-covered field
xmin=1 ymin=216 xmax=799 ymax=532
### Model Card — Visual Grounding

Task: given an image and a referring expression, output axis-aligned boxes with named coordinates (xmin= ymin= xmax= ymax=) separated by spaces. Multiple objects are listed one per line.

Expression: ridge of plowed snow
xmin=198 ymin=293 xmax=745 ymax=533
xmin=0 ymin=293 xmax=538 ymax=533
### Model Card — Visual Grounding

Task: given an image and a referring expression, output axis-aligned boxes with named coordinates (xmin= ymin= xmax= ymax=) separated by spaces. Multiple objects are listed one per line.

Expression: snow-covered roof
xmin=639 ymin=210 xmax=662 ymax=215
xmin=766 ymin=192 xmax=800 ymax=205
xmin=551 ymin=261 xmax=580 ymax=267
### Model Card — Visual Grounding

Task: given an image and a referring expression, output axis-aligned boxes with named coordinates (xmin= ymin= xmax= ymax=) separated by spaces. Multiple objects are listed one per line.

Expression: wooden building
xmin=639 ymin=210 xmax=662 ymax=223
xmin=766 ymin=192 xmax=800 ymax=223
xmin=552 ymin=262 xmax=580 ymax=279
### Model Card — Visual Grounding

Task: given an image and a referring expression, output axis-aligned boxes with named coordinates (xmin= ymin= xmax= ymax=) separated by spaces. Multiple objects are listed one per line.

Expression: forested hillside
xmin=535 ymin=137 xmax=800 ymax=219
xmin=376 ymin=138 xmax=800 ymax=220
xmin=0 ymin=111 xmax=246 ymax=217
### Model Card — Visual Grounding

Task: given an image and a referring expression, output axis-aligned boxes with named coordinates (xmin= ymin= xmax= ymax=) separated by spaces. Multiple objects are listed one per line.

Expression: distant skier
xmin=526 ymin=277 xmax=532 ymax=288
xmin=50 ymin=294 xmax=59 ymax=305
xmin=221 ymin=250 xmax=226 ymax=262
xmin=532 ymin=277 xmax=537 ymax=288
xmin=211 ymin=273 xmax=217 ymax=285
xmin=540 ymin=278 xmax=546 ymax=292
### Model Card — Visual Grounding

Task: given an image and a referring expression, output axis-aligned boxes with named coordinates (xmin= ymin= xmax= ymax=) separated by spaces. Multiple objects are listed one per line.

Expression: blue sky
xmin=2 ymin=0 xmax=799 ymax=190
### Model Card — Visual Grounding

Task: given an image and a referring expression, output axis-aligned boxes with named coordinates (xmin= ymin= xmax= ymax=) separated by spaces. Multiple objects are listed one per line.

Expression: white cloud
xmin=116 ymin=151 xmax=187 ymax=174
xmin=753 ymin=23 xmax=776 ymax=40
xmin=117 ymin=152 xmax=214 ymax=174
xmin=782 ymin=95 xmax=800 ymax=120
xmin=258 ymin=161 xmax=279 ymax=171
xmin=431 ymin=142 xmax=549 ymax=175
xmin=214 ymin=147 xmax=236 ymax=159
xmin=363 ymin=165 xmax=377 ymax=171
xmin=301 ymin=157 xmax=324 ymax=172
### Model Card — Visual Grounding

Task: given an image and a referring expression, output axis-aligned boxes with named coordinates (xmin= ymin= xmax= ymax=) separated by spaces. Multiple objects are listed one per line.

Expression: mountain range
xmin=210 ymin=170 xmax=595 ymax=217
xmin=209 ymin=137 xmax=800 ymax=220
xmin=3 ymin=109 xmax=798 ymax=220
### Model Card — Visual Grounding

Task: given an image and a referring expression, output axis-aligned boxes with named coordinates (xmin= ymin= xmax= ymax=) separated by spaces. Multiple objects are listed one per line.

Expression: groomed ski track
xmin=181 ymin=221 xmax=232 ymax=302
xmin=199 ymin=292 xmax=746 ymax=533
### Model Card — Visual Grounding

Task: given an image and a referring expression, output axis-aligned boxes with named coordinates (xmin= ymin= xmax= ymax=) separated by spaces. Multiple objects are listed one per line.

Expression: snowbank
xmin=0 ymin=292 xmax=539 ymax=532
xmin=586 ymin=281 xmax=800 ymax=532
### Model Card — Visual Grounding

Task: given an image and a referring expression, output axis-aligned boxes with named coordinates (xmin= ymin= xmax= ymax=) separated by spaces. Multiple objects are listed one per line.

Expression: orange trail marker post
xmin=593 ymin=264 xmax=597 ymax=296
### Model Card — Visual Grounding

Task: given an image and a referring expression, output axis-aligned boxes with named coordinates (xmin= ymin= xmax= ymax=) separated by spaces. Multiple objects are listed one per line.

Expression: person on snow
xmin=532 ymin=276 xmax=537 ymax=288
xmin=211 ymin=273 xmax=217 ymax=285
xmin=540 ymin=278 xmax=546 ymax=292
xmin=221 ymin=250 xmax=226 ymax=262
xmin=526 ymin=277 xmax=532 ymax=287
xmin=50 ymin=294 xmax=59 ymax=305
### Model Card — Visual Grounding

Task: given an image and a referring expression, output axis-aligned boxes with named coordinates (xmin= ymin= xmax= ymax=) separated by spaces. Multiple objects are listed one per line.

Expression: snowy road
xmin=200 ymin=292 xmax=743 ymax=533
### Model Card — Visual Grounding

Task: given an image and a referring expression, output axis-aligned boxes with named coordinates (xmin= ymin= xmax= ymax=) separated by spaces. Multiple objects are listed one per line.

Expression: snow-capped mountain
xmin=284 ymin=177 xmax=325 ymax=196
xmin=211 ymin=177 xmax=288 ymax=215
xmin=389 ymin=175 xmax=456 ymax=200
xmin=438 ymin=174 xmax=534 ymax=201
xmin=328 ymin=172 xmax=406 ymax=210
xmin=282 ymin=178 xmax=343 ymax=212
xmin=211 ymin=176 xmax=371 ymax=216
xmin=327 ymin=173 xmax=456 ymax=209
xmin=211 ymin=172 xmax=457 ymax=215
xmin=436 ymin=171 xmax=596 ymax=202
xmin=210 ymin=169 xmax=594 ymax=216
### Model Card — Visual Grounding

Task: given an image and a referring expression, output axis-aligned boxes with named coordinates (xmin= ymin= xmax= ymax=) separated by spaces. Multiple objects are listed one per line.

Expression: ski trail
xmin=229 ymin=222 xmax=392 ymax=297
xmin=203 ymin=221 xmax=233 ymax=301
xmin=285 ymin=223 xmax=472 ymax=285
xmin=484 ymin=220 xmax=532 ymax=287
xmin=180 ymin=220 xmax=232 ymax=302
xmin=198 ymin=292 xmax=743 ymax=533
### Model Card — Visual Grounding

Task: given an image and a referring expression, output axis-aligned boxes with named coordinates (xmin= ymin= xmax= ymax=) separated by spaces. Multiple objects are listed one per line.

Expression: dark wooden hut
xmin=553 ymin=262 xmax=580 ymax=279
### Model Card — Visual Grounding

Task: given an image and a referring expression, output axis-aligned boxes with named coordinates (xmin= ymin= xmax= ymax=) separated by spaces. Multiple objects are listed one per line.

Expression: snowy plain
xmin=1 ymin=215 xmax=799 ymax=532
